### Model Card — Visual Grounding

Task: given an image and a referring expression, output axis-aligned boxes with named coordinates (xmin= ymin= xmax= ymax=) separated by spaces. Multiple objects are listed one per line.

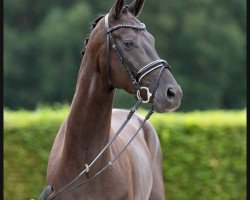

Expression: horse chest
xmin=75 ymin=163 xmax=151 ymax=200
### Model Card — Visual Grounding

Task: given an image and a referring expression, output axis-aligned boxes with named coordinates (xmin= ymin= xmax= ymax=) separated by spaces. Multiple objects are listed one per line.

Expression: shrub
xmin=149 ymin=110 xmax=246 ymax=200
xmin=4 ymin=106 xmax=246 ymax=200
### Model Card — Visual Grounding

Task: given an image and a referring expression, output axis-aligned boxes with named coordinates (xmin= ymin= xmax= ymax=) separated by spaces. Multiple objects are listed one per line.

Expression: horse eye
xmin=124 ymin=41 xmax=134 ymax=49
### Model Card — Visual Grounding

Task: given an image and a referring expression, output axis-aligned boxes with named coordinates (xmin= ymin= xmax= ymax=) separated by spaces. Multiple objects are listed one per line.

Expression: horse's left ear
xmin=128 ymin=0 xmax=145 ymax=17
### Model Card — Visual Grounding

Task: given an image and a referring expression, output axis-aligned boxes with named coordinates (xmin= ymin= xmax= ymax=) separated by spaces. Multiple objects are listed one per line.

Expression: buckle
xmin=137 ymin=87 xmax=152 ymax=103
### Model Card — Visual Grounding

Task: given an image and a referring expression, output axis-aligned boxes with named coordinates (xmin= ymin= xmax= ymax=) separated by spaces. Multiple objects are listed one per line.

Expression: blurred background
xmin=4 ymin=0 xmax=246 ymax=111
xmin=4 ymin=0 xmax=246 ymax=200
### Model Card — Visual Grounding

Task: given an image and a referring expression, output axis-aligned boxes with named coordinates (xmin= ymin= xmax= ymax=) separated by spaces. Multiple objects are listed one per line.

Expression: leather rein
xmin=46 ymin=14 xmax=171 ymax=200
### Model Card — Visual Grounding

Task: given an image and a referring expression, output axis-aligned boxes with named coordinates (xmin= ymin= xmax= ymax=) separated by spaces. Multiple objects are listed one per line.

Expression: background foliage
xmin=4 ymin=107 xmax=246 ymax=200
xmin=4 ymin=0 xmax=246 ymax=111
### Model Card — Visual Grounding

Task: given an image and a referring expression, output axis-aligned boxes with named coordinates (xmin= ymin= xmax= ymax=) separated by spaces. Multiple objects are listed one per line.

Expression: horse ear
xmin=128 ymin=0 xmax=145 ymax=17
xmin=110 ymin=0 xmax=125 ymax=20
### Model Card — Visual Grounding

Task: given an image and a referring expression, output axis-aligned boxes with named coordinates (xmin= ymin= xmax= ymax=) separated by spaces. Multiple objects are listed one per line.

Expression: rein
xmin=45 ymin=14 xmax=171 ymax=200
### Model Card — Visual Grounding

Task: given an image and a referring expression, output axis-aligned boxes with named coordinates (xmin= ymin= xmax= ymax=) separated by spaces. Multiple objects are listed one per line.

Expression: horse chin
xmin=153 ymin=98 xmax=180 ymax=113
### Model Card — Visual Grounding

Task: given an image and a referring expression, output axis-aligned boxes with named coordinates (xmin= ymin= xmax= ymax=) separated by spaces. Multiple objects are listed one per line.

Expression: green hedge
xmin=4 ymin=106 xmax=246 ymax=200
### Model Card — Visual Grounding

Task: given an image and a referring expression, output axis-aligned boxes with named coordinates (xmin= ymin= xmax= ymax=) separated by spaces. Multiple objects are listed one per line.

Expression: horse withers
xmin=39 ymin=0 xmax=182 ymax=199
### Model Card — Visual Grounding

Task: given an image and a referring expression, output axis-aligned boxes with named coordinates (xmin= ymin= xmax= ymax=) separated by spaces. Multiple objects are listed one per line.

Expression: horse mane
xmin=81 ymin=15 xmax=105 ymax=56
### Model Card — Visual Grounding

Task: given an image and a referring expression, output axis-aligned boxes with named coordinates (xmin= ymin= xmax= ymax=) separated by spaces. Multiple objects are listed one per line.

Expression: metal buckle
xmin=137 ymin=87 xmax=152 ymax=103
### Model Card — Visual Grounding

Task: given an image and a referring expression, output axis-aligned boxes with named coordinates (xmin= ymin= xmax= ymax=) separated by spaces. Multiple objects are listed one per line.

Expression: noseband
xmin=42 ymin=14 xmax=172 ymax=200
xmin=105 ymin=14 xmax=171 ymax=103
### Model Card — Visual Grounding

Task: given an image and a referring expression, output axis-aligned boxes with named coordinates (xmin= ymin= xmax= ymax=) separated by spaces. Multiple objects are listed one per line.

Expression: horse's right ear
xmin=128 ymin=0 xmax=144 ymax=17
xmin=109 ymin=0 xmax=124 ymax=20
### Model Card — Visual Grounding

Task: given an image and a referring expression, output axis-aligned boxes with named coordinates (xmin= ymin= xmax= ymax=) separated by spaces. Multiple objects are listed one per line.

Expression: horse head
xmin=91 ymin=0 xmax=182 ymax=112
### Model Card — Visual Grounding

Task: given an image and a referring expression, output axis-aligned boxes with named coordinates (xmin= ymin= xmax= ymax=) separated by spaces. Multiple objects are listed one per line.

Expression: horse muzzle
xmin=153 ymin=84 xmax=182 ymax=113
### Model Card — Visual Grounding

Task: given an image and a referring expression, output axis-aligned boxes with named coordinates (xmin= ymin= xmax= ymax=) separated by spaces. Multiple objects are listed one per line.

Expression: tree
xmin=4 ymin=0 xmax=246 ymax=111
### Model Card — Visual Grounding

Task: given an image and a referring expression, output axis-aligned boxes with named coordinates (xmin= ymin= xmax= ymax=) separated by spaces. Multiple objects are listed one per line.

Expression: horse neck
xmin=64 ymin=49 xmax=115 ymax=162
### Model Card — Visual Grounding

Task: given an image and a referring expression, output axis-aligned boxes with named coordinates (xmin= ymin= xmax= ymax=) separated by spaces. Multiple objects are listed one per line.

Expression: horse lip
xmin=153 ymin=98 xmax=180 ymax=113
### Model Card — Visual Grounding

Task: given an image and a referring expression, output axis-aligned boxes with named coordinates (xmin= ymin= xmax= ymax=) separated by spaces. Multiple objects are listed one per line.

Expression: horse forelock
xmin=81 ymin=5 xmax=140 ymax=57
xmin=81 ymin=5 xmax=136 ymax=56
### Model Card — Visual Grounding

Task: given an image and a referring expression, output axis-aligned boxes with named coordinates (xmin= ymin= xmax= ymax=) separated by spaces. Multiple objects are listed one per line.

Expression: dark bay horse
xmin=39 ymin=0 xmax=182 ymax=199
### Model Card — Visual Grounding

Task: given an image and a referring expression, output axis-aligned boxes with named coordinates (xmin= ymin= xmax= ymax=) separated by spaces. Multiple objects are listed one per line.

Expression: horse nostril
xmin=167 ymin=87 xmax=176 ymax=98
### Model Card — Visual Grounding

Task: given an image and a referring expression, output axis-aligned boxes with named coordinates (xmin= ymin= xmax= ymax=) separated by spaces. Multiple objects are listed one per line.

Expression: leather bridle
xmin=104 ymin=14 xmax=171 ymax=103
xmin=42 ymin=14 xmax=172 ymax=200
